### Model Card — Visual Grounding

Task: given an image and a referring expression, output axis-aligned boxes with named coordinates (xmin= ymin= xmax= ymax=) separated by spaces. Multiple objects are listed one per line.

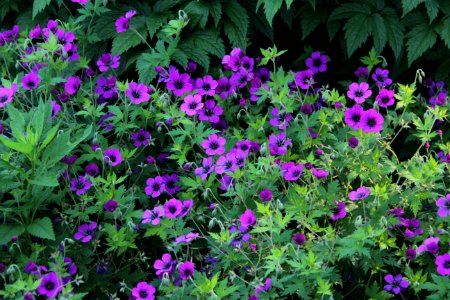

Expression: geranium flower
xmin=166 ymin=70 xmax=193 ymax=97
xmin=74 ymin=222 xmax=97 ymax=243
xmin=202 ymin=134 xmax=226 ymax=156
xmin=103 ymin=148 xmax=123 ymax=167
xmin=240 ymin=209 xmax=256 ymax=230
xmin=281 ymin=162 xmax=303 ymax=181
xmin=305 ymin=51 xmax=328 ymax=73
xmin=347 ymin=82 xmax=372 ymax=104
xmin=164 ymin=198 xmax=183 ymax=218
xmin=270 ymin=107 xmax=292 ymax=130
xmin=142 ymin=206 xmax=164 ymax=225
xmin=435 ymin=253 xmax=450 ymax=276
xmin=70 ymin=176 xmax=92 ymax=195
xmin=126 ymin=82 xmax=150 ymax=104
xmin=37 ymin=272 xmax=62 ymax=298
xmin=131 ymin=129 xmax=151 ymax=147
xmin=383 ymin=274 xmax=408 ymax=294
xmin=174 ymin=232 xmax=199 ymax=245
xmin=294 ymin=69 xmax=314 ymax=90
xmin=179 ymin=261 xmax=195 ymax=280
xmin=65 ymin=76 xmax=81 ymax=95
xmin=268 ymin=132 xmax=292 ymax=156
xmin=376 ymin=89 xmax=395 ymax=107
xmin=436 ymin=194 xmax=450 ymax=218
xmin=194 ymin=157 xmax=214 ymax=180
xmin=195 ymin=75 xmax=217 ymax=96
xmin=354 ymin=66 xmax=368 ymax=78
xmin=349 ymin=186 xmax=370 ymax=201
xmin=0 ymin=86 xmax=15 ymax=108
xmin=103 ymin=200 xmax=118 ymax=212
xmin=115 ymin=10 xmax=136 ymax=33
xmin=417 ymin=236 xmax=440 ymax=254
xmin=181 ymin=94 xmax=203 ymax=116
xmin=132 ymin=282 xmax=156 ymax=300
xmin=348 ymin=137 xmax=359 ymax=148
xmin=22 ymin=73 xmax=41 ymax=90
xmin=85 ymin=163 xmax=99 ymax=177
xmin=311 ymin=167 xmax=329 ymax=179
xmin=330 ymin=201 xmax=346 ymax=221
xmin=153 ymin=253 xmax=175 ymax=278
xmin=198 ymin=100 xmax=223 ymax=123
xmin=360 ymin=109 xmax=384 ymax=133
xmin=292 ymin=233 xmax=306 ymax=246
xmin=97 ymin=53 xmax=120 ymax=72
xmin=372 ymin=68 xmax=392 ymax=87
xmin=145 ymin=176 xmax=165 ymax=198
xmin=215 ymin=77 xmax=235 ymax=99
xmin=215 ymin=153 xmax=237 ymax=174
xmin=259 ymin=189 xmax=272 ymax=201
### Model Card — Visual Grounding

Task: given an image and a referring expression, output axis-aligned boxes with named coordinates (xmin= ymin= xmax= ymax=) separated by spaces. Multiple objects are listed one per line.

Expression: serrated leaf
xmin=27 ymin=217 xmax=55 ymax=240
xmin=402 ymin=0 xmax=425 ymax=17
xmin=329 ymin=3 xmax=371 ymax=21
xmin=32 ymin=0 xmax=51 ymax=19
xmin=146 ymin=12 xmax=169 ymax=38
xmin=406 ymin=23 xmax=437 ymax=65
xmin=0 ymin=136 xmax=33 ymax=155
xmin=29 ymin=173 xmax=59 ymax=187
xmin=223 ymin=0 xmax=248 ymax=49
xmin=437 ymin=17 xmax=450 ymax=48
xmin=382 ymin=8 xmax=404 ymax=58
xmin=184 ymin=1 xmax=210 ymax=28
xmin=301 ymin=5 xmax=324 ymax=40
xmin=257 ymin=0 xmax=283 ymax=27
xmin=371 ymin=13 xmax=387 ymax=53
xmin=425 ymin=0 xmax=440 ymax=22
xmin=181 ymin=30 xmax=225 ymax=64
xmin=136 ymin=45 xmax=170 ymax=84
xmin=344 ymin=13 xmax=372 ymax=57
xmin=172 ymin=49 xmax=188 ymax=68
xmin=204 ymin=0 xmax=222 ymax=27
xmin=112 ymin=28 xmax=146 ymax=56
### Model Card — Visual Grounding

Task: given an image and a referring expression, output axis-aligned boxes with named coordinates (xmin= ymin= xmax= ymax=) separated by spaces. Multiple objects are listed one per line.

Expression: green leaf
xmin=402 ymin=0 xmax=425 ymax=17
xmin=301 ymin=5 xmax=324 ymax=40
xmin=29 ymin=173 xmax=59 ymax=187
xmin=136 ymin=45 xmax=170 ymax=84
xmin=146 ymin=12 xmax=169 ymax=38
xmin=329 ymin=3 xmax=371 ymax=21
xmin=0 ymin=224 xmax=26 ymax=244
xmin=371 ymin=13 xmax=387 ymax=53
xmin=406 ymin=23 xmax=437 ymax=65
xmin=0 ymin=136 xmax=33 ymax=155
xmin=437 ymin=17 xmax=450 ymax=48
xmin=7 ymin=104 xmax=26 ymax=143
xmin=382 ymin=8 xmax=405 ymax=59
xmin=223 ymin=0 xmax=248 ymax=49
xmin=256 ymin=0 xmax=283 ymax=27
xmin=39 ymin=123 xmax=59 ymax=152
xmin=180 ymin=30 xmax=225 ymax=68
xmin=204 ymin=0 xmax=222 ymax=27
xmin=27 ymin=217 xmax=55 ymax=240
xmin=344 ymin=13 xmax=372 ymax=57
xmin=425 ymin=0 xmax=440 ymax=22
xmin=111 ymin=28 xmax=147 ymax=56
xmin=184 ymin=1 xmax=210 ymax=28
xmin=32 ymin=0 xmax=51 ymax=19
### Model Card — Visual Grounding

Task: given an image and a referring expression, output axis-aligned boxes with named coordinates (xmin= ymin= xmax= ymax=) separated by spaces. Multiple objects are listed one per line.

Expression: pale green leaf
xmin=27 ymin=217 xmax=55 ymax=240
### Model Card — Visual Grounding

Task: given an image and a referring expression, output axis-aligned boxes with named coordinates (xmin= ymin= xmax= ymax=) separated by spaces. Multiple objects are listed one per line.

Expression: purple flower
xmin=230 ymin=69 xmax=254 ymax=89
xmin=195 ymin=75 xmax=217 ymax=96
xmin=126 ymin=82 xmax=150 ymax=104
xmin=71 ymin=0 xmax=89 ymax=4
xmin=215 ymin=153 xmax=237 ymax=174
xmin=376 ymin=89 xmax=395 ymax=108
xmin=179 ymin=261 xmax=195 ymax=280
xmin=51 ymin=100 xmax=61 ymax=119
xmin=37 ymin=272 xmax=62 ymax=298
xmin=294 ymin=69 xmax=314 ymax=90
xmin=70 ymin=176 xmax=92 ymax=195
xmin=104 ymin=148 xmax=123 ymax=167
xmin=174 ymin=232 xmax=199 ymax=245
xmin=153 ymin=253 xmax=175 ymax=278
xmin=255 ymin=278 xmax=272 ymax=294
xmin=349 ymin=186 xmax=370 ymax=201
xmin=435 ymin=253 xmax=450 ymax=276
xmin=344 ymin=105 xmax=364 ymax=130
xmin=85 ymin=163 xmax=99 ymax=177
xmin=63 ymin=257 xmax=77 ymax=283
xmin=194 ymin=157 xmax=214 ymax=180
xmin=179 ymin=199 xmax=194 ymax=217
xmin=24 ymin=261 xmax=47 ymax=275
xmin=240 ymin=209 xmax=256 ymax=230
xmin=360 ymin=108 xmax=384 ymax=133
xmin=22 ymin=73 xmax=41 ymax=90
xmin=292 ymin=233 xmax=306 ymax=246
xmin=202 ymin=134 xmax=226 ymax=156
xmin=372 ymin=68 xmax=392 ymax=87
xmin=417 ymin=236 xmax=440 ymax=254
xmin=164 ymin=198 xmax=183 ymax=218
xmin=198 ymin=99 xmax=223 ymax=123
xmin=0 ymin=86 xmax=15 ymax=108
xmin=166 ymin=71 xmax=193 ymax=97
xmin=405 ymin=248 xmax=416 ymax=260
xmin=215 ymin=77 xmax=235 ymax=99
xmin=281 ymin=162 xmax=303 ymax=181
xmin=115 ymin=10 xmax=136 ymax=33
xmin=162 ymin=174 xmax=180 ymax=195
xmin=103 ymin=200 xmax=118 ymax=212
xmin=429 ymin=92 xmax=447 ymax=107
xmin=436 ymin=194 xmax=450 ymax=218
xmin=97 ymin=53 xmax=120 ymax=72
xmin=330 ymin=201 xmax=346 ymax=221
xmin=132 ymin=281 xmax=156 ymax=300
xmin=348 ymin=137 xmax=359 ymax=148
xmin=65 ymin=76 xmax=81 ymax=95
xmin=311 ymin=167 xmax=329 ymax=179
xmin=142 ymin=206 xmax=164 ymax=225
xmin=269 ymin=132 xmax=292 ymax=156
xmin=347 ymin=82 xmax=372 ymax=104
xmin=402 ymin=218 xmax=423 ymax=238
xmin=181 ymin=94 xmax=203 ymax=116
xmin=354 ymin=67 xmax=368 ymax=78
xmin=145 ymin=176 xmax=165 ymax=198
xmin=259 ymin=189 xmax=273 ymax=201
xmin=95 ymin=76 xmax=117 ymax=99
xmin=305 ymin=51 xmax=328 ymax=74
xmin=270 ymin=107 xmax=292 ymax=130
xmin=383 ymin=274 xmax=408 ymax=294
xmin=74 ymin=221 xmax=97 ymax=243
xmin=131 ymin=129 xmax=151 ymax=147
xmin=219 ymin=174 xmax=235 ymax=190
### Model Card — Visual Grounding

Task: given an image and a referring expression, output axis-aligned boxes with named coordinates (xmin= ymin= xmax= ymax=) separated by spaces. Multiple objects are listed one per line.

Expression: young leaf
xmin=27 ymin=217 xmax=55 ymax=240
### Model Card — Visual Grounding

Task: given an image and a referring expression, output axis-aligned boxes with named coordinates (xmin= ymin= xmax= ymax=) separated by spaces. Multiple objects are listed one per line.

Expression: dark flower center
xmin=152 ymin=183 xmax=160 ymax=191
xmin=140 ymin=291 xmax=148 ymax=298
xmin=205 ymin=109 xmax=214 ymax=116
xmin=132 ymin=91 xmax=140 ymax=98
xmin=202 ymin=84 xmax=211 ymax=91
xmin=169 ymin=206 xmax=176 ymax=213
xmin=184 ymin=270 xmax=191 ymax=277
xmin=240 ymin=145 xmax=248 ymax=151
xmin=313 ymin=59 xmax=322 ymax=67
xmin=352 ymin=114 xmax=360 ymax=122
xmin=138 ymin=134 xmax=146 ymax=141
xmin=292 ymin=170 xmax=300 ymax=177
xmin=45 ymin=281 xmax=55 ymax=290
xmin=76 ymin=182 xmax=85 ymax=190
xmin=27 ymin=81 xmax=35 ymax=88
xmin=189 ymin=102 xmax=197 ymax=109
xmin=225 ymin=161 xmax=233 ymax=169
xmin=0 ymin=96 xmax=8 ymax=103
xmin=445 ymin=261 xmax=450 ymax=268
xmin=210 ymin=142 xmax=218 ymax=149
xmin=109 ymin=155 xmax=116 ymax=162
xmin=382 ymin=96 xmax=389 ymax=103
xmin=355 ymin=90 xmax=363 ymax=97
xmin=368 ymin=118 xmax=376 ymax=127
xmin=277 ymin=140 xmax=284 ymax=147
xmin=175 ymin=80 xmax=184 ymax=89
xmin=377 ymin=75 xmax=384 ymax=82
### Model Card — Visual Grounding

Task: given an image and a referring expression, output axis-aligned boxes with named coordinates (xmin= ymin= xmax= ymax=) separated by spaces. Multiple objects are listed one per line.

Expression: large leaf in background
xmin=344 ymin=13 xmax=372 ymax=57
xmin=111 ymin=16 xmax=148 ymax=56
xmin=401 ymin=0 xmax=425 ymax=17
xmin=32 ymin=0 xmax=51 ymax=19
xmin=223 ymin=0 xmax=248 ymax=49
xmin=406 ymin=23 xmax=437 ymax=66
xmin=382 ymin=7 xmax=404 ymax=59
xmin=27 ymin=217 xmax=55 ymax=240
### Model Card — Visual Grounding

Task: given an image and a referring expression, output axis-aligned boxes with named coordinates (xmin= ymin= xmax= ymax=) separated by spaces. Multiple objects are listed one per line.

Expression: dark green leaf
xmin=425 ymin=0 xmax=440 ymax=22
xmin=256 ymin=0 xmax=283 ymax=27
xmin=223 ymin=0 xmax=248 ymax=49
xmin=371 ymin=13 xmax=387 ymax=53
xmin=111 ymin=27 xmax=147 ymax=55
xmin=329 ymin=3 xmax=371 ymax=21
xmin=29 ymin=172 xmax=59 ymax=187
xmin=402 ymin=0 xmax=425 ymax=17
xmin=0 ymin=224 xmax=26 ymax=244
xmin=6 ymin=104 xmax=26 ymax=143
xmin=382 ymin=8 xmax=405 ymax=59
xmin=27 ymin=217 xmax=55 ymax=240
xmin=406 ymin=23 xmax=437 ymax=65
xmin=344 ymin=13 xmax=372 ymax=57
xmin=32 ymin=0 xmax=51 ymax=19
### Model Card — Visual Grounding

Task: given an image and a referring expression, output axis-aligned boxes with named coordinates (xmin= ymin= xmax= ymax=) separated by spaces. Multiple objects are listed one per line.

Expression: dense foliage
xmin=0 ymin=1 xmax=449 ymax=300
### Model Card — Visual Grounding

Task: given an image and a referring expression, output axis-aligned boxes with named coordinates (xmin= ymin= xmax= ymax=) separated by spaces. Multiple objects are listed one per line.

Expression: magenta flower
xmin=74 ymin=221 xmax=97 ymax=243
xmin=305 ymin=51 xmax=328 ymax=74
xmin=270 ymin=107 xmax=292 ymax=130
xmin=71 ymin=0 xmax=89 ymax=4
xmin=103 ymin=148 xmax=123 ymax=166
xmin=179 ymin=261 xmax=195 ymax=280
xmin=166 ymin=71 xmax=193 ymax=97
xmin=259 ymin=189 xmax=273 ymax=201
xmin=202 ymin=134 xmax=226 ymax=156
xmin=115 ymin=10 xmax=136 ymax=33
xmin=198 ymin=100 xmax=223 ymax=123
xmin=0 ymin=86 xmax=15 ymax=108
xmin=347 ymin=82 xmax=372 ymax=104
xmin=195 ymin=75 xmax=217 ymax=96
xmin=405 ymin=248 xmax=416 ymax=260
xmin=372 ymin=68 xmax=392 ymax=87
xmin=281 ymin=162 xmax=303 ymax=181
xmin=376 ymin=89 xmax=395 ymax=108
xmin=292 ymin=233 xmax=306 ymax=246
xmin=153 ymin=253 xmax=175 ymax=278
xmin=194 ymin=157 xmax=214 ymax=180
xmin=70 ymin=176 xmax=92 ymax=195
xmin=383 ymin=274 xmax=408 ymax=294
xmin=345 ymin=104 xmax=366 ymax=129
xmin=435 ymin=253 xmax=450 ymax=276
xmin=22 ymin=73 xmax=41 ymax=90
xmin=174 ymin=232 xmax=199 ymax=245
xmin=97 ymin=53 xmax=120 ymax=72
xmin=51 ymin=100 xmax=61 ymax=118
xmin=132 ymin=282 xmax=156 ymax=300
xmin=103 ymin=200 xmax=118 ymax=212
xmin=145 ymin=176 xmax=165 ymax=198
xmin=348 ymin=137 xmax=359 ymax=148
xmin=215 ymin=153 xmax=237 ymax=174
xmin=215 ymin=77 xmax=236 ymax=99
xmin=142 ymin=206 xmax=164 ymax=225
xmin=37 ymin=272 xmax=62 ymax=299
xmin=436 ymin=194 xmax=450 ymax=218
xmin=255 ymin=278 xmax=272 ymax=294
xmin=330 ymin=201 xmax=346 ymax=221
xmin=126 ymin=82 xmax=150 ymax=104
xmin=240 ymin=209 xmax=256 ymax=230
xmin=181 ymin=94 xmax=203 ymax=116
xmin=268 ymin=132 xmax=292 ymax=156
xmin=311 ymin=167 xmax=329 ymax=179
xmin=354 ymin=67 xmax=368 ymax=78
xmin=349 ymin=186 xmax=370 ymax=201
xmin=360 ymin=109 xmax=384 ymax=133
xmin=164 ymin=198 xmax=183 ymax=219
xmin=402 ymin=218 xmax=423 ymax=238
xmin=131 ymin=129 xmax=151 ymax=147
xmin=65 ymin=76 xmax=81 ymax=95
xmin=417 ymin=236 xmax=440 ymax=254
xmin=179 ymin=199 xmax=194 ymax=217
xmin=294 ymin=69 xmax=314 ymax=90
xmin=85 ymin=163 xmax=99 ymax=177
xmin=96 ymin=76 xmax=117 ymax=99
